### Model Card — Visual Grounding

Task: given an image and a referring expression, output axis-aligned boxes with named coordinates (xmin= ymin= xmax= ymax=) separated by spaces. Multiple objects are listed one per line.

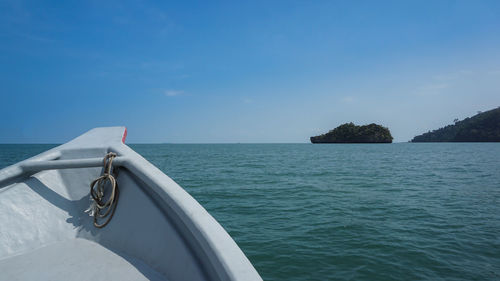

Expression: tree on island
xmin=310 ymin=123 xmax=393 ymax=143
xmin=411 ymin=107 xmax=500 ymax=142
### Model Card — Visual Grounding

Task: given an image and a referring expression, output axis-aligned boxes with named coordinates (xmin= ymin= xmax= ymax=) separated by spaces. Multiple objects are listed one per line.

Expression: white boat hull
xmin=0 ymin=127 xmax=261 ymax=281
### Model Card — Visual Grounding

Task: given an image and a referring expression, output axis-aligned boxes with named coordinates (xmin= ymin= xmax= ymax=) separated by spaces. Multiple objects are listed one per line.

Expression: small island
xmin=411 ymin=107 xmax=500 ymax=142
xmin=310 ymin=123 xmax=393 ymax=143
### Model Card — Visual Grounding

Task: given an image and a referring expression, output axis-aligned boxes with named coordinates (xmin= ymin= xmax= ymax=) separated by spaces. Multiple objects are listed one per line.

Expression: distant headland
xmin=411 ymin=107 xmax=500 ymax=142
xmin=310 ymin=123 xmax=393 ymax=143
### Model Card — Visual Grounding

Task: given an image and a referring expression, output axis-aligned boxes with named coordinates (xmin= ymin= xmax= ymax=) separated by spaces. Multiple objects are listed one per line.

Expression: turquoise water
xmin=1 ymin=143 xmax=500 ymax=280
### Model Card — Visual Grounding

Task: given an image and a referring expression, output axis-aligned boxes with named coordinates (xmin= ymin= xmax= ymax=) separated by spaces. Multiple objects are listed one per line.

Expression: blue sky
xmin=1 ymin=1 xmax=500 ymax=143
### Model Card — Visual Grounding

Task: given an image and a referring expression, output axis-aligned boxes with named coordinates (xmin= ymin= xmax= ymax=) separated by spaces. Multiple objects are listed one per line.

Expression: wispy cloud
xmin=8 ymin=31 xmax=55 ymax=42
xmin=164 ymin=90 xmax=184 ymax=97
xmin=415 ymin=83 xmax=449 ymax=96
xmin=423 ymin=83 xmax=449 ymax=90
xmin=433 ymin=70 xmax=472 ymax=81
xmin=415 ymin=70 xmax=466 ymax=96
xmin=340 ymin=96 xmax=355 ymax=103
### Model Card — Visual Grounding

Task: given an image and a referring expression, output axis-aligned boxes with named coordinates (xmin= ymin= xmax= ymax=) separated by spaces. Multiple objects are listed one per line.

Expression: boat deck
xmin=0 ymin=238 xmax=168 ymax=281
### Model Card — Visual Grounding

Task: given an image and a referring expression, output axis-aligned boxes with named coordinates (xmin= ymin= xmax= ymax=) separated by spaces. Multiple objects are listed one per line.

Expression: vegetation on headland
xmin=411 ymin=107 xmax=500 ymax=142
xmin=310 ymin=123 xmax=393 ymax=143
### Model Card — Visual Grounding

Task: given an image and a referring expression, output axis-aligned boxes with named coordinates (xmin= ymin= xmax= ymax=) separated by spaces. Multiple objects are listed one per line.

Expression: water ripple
xmin=2 ymin=143 xmax=500 ymax=280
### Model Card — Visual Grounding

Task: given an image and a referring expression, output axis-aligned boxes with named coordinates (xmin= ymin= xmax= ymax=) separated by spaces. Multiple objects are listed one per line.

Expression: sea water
xmin=1 ymin=143 xmax=499 ymax=280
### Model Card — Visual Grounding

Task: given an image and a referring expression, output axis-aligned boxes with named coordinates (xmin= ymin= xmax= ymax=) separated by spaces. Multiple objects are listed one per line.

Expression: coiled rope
xmin=88 ymin=152 xmax=119 ymax=228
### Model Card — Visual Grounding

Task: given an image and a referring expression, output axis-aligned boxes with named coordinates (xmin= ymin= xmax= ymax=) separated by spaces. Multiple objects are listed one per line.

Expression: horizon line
xmin=0 ymin=141 xmax=418 ymax=145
